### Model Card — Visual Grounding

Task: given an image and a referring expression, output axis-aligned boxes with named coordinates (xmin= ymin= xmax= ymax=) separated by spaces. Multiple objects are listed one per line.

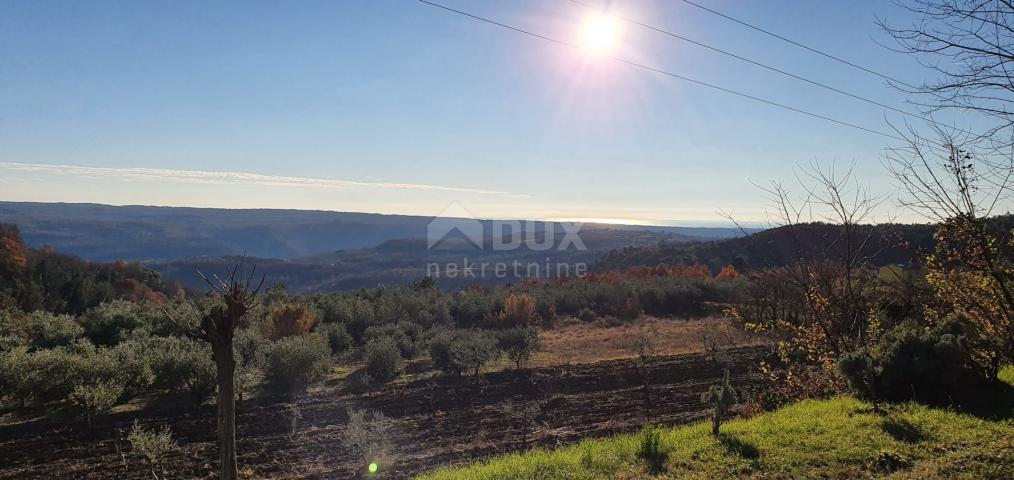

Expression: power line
xmin=674 ymin=0 xmax=921 ymax=91
xmin=413 ymin=0 xmax=906 ymax=142
xmin=566 ymin=0 xmax=966 ymax=135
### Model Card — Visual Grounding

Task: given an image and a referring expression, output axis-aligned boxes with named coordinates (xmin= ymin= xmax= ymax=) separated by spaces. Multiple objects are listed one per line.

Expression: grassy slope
xmin=419 ymin=396 xmax=1013 ymax=479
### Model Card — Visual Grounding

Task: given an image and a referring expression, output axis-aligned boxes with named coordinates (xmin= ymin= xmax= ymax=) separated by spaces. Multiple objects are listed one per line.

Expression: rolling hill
xmin=0 ymin=201 xmax=747 ymax=262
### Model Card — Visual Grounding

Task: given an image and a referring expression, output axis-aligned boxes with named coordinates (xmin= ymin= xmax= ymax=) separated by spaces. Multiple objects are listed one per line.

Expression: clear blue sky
xmin=0 ymin=0 xmax=951 ymax=226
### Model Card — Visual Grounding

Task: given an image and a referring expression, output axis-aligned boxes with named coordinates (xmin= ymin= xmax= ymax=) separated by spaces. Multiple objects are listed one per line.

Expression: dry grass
xmin=531 ymin=316 xmax=763 ymax=367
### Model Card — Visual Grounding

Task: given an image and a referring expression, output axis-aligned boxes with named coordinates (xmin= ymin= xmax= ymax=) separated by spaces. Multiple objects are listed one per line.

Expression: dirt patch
xmin=0 ymin=346 xmax=771 ymax=479
xmin=534 ymin=316 xmax=763 ymax=367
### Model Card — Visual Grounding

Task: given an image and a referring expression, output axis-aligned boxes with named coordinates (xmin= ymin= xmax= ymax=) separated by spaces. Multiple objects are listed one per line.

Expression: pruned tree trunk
xmin=167 ymin=261 xmax=263 ymax=480
xmin=213 ymin=341 xmax=238 ymax=480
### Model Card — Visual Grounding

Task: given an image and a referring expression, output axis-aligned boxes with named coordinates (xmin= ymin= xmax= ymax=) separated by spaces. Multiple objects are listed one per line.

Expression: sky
xmin=0 ymin=0 xmax=966 ymax=226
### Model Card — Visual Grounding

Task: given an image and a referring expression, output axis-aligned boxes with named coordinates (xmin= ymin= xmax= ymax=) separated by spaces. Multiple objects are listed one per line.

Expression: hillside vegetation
xmin=595 ymin=216 xmax=1014 ymax=273
xmin=0 ymin=201 xmax=738 ymax=262
xmin=421 ymin=396 xmax=1013 ymax=479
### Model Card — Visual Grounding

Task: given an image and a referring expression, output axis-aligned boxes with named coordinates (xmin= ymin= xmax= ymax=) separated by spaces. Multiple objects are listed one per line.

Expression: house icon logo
xmin=427 ymin=203 xmax=484 ymax=250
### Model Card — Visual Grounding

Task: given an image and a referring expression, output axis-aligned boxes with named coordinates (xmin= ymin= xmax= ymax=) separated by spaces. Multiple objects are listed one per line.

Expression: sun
xmin=580 ymin=12 xmax=620 ymax=54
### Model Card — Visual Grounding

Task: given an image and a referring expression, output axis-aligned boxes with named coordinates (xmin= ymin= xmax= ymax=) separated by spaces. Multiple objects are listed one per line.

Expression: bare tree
xmin=167 ymin=261 xmax=264 ymax=480
xmin=881 ymin=0 xmax=1014 ymax=147
xmin=885 ymin=125 xmax=1012 ymax=220
xmin=727 ymin=163 xmax=890 ymax=357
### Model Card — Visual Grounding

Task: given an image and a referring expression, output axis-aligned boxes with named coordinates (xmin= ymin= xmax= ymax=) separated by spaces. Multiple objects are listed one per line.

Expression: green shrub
xmin=427 ymin=329 xmax=458 ymax=375
xmin=636 ymin=426 xmax=668 ymax=474
xmin=264 ymin=333 xmax=331 ymax=394
xmin=318 ymin=322 xmax=353 ymax=356
xmin=233 ymin=329 xmax=269 ymax=369
xmin=128 ymin=421 xmax=178 ymax=480
xmin=497 ymin=327 xmax=540 ymax=369
xmin=450 ymin=330 xmax=499 ymax=379
xmin=109 ymin=339 xmax=157 ymax=395
xmin=232 ymin=330 xmax=268 ymax=403
xmin=342 ymin=408 xmax=394 ymax=473
xmin=838 ymin=350 xmax=880 ymax=405
xmin=0 ymin=334 xmax=24 ymax=353
xmin=701 ymin=369 xmax=738 ymax=436
xmin=24 ymin=311 xmax=84 ymax=349
xmin=25 ymin=342 xmax=96 ymax=403
xmin=428 ymin=329 xmax=500 ymax=378
xmin=363 ymin=339 xmax=402 ymax=383
xmin=315 ymin=295 xmax=376 ymax=342
xmin=364 ymin=321 xmax=421 ymax=359
xmin=0 ymin=346 xmax=30 ymax=405
xmin=150 ymin=337 xmax=216 ymax=405
xmin=69 ymin=380 xmax=123 ymax=426
xmin=838 ymin=319 xmax=983 ymax=406
xmin=451 ymin=290 xmax=498 ymax=328
xmin=80 ymin=300 xmax=159 ymax=345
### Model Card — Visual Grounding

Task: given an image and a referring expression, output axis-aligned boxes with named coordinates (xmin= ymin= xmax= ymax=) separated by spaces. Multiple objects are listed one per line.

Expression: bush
xmin=150 ymin=337 xmax=216 ymax=405
xmin=25 ymin=341 xmax=110 ymax=403
xmin=264 ymin=333 xmax=331 ymax=394
xmin=364 ymin=322 xmax=421 ymax=359
xmin=701 ymin=369 xmax=738 ymax=435
xmin=265 ymin=302 xmax=318 ymax=340
xmin=109 ymin=339 xmax=157 ymax=395
xmin=233 ymin=329 xmax=269 ymax=369
xmin=342 ymin=408 xmax=394 ymax=473
xmin=636 ymin=426 xmax=668 ymax=474
xmin=316 ymin=294 xmax=377 ymax=341
xmin=490 ymin=294 xmax=537 ymax=328
xmin=231 ymin=330 xmax=268 ymax=403
xmin=497 ymin=327 xmax=540 ymax=369
xmin=80 ymin=300 xmax=161 ymax=345
xmin=363 ymin=340 xmax=402 ymax=383
xmin=0 ymin=334 xmax=22 ymax=353
xmin=318 ymin=322 xmax=353 ymax=356
xmin=69 ymin=380 xmax=123 ymax=426
xmin=450 ymin=330 xmax=499 ymax=379
xmin=24 ymin=311 xmax=83 ymax=349
xmin=577 ymin=307 xmax=597 ymax=322
xmin=128 ymin=421 xmax=178 ymax=479
xmin=427 ymin=329 xmax=458 ymax=375
xmin=427 ymin=329 xmax=500 ymax=378
xmin=838 ymin=350 xmax=880 ymax=405
xmin=0 ymin=346 xmax=30 ymax=405
xmin=451 ymin=290 xmax=497 ymax=328
xmin=838 ymin=319 xmax=981 ymax=406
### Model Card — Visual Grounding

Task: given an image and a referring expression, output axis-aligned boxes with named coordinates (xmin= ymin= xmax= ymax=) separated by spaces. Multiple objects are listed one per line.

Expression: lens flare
xmin=368 ymin=462 xmax=379 ymax=474
xmin=580 ymin=12 xmax=620 ymax=54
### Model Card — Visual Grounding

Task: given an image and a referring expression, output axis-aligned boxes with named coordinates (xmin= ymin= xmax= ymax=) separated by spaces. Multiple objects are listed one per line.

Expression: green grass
xmin=1000 ymin=365 xmax=1014 ymax=386
xmin=419 ymin=397 xmax=1013 ymax=479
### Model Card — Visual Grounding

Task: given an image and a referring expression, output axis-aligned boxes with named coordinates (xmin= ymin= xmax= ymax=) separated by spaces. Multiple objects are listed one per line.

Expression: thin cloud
xmin=0 ymin=162 xmax=529 ymax=197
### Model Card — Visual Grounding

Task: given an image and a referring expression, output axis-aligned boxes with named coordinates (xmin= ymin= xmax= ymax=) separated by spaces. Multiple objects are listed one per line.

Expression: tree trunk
xmin=213 ymin=342 xmax=238 ymax=480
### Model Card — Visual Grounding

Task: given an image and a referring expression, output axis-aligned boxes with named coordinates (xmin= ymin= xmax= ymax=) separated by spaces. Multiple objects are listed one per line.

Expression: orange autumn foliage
xmin=716 ymin=265 xmax=740 ymax=279
xmin=265 ymin=302 xmax=319 ymax=340
xmin=491 ymin=293 xmax=537 ymax=327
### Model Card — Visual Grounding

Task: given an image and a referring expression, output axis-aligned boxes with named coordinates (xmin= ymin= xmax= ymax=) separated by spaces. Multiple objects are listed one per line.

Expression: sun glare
xmin=580 ymin=12 xmax=620 ymax=54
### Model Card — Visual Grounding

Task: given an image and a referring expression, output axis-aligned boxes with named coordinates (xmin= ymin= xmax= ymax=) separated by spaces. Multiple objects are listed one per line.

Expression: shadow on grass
xmin=881 ymin=417 xmax=928 ymax=443
xmin=717 ymin=433 xmax=760 ymax=459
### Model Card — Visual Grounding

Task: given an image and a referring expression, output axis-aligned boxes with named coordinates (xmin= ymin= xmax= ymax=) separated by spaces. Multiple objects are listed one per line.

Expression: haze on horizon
xmin=0 ymin=1 xmax=957 ymax=227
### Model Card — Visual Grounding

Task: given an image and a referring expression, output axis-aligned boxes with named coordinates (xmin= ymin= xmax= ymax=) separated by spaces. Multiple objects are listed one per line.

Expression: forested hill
xmin=595 ymin=218 xmax=1014 ymax=272
xmin=0 ymin=202 xmax=747 ymax=262
xmin=0 ymin=224 xmax=172 ymax=315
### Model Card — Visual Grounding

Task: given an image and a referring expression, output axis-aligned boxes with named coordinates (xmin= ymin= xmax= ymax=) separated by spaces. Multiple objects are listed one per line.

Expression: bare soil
xmin=0 ymin=346 xmax=770 ymax=479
